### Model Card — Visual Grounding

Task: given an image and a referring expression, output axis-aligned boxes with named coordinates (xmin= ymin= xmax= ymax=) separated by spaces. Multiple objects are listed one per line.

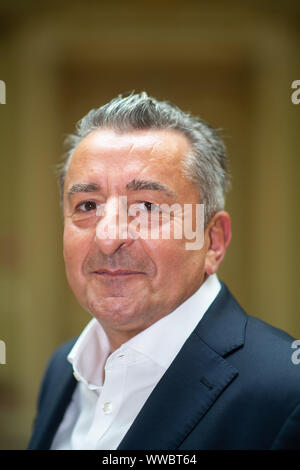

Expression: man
xmin=28 ymin=92 xmax=300 ymax=450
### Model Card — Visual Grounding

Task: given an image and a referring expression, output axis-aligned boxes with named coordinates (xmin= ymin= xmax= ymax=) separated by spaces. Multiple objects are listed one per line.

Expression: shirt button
xmin=102 ymin=402 xmax=113 ymax=414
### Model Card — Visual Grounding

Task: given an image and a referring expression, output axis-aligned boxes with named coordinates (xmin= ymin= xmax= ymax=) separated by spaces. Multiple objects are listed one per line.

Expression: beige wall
xmin=0 ymin=1 xmax=300 ymax=449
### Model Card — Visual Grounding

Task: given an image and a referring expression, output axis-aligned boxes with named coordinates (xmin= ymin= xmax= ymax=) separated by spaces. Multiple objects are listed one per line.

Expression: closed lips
xmin=93 ymin=270 xmax=145 ymax=275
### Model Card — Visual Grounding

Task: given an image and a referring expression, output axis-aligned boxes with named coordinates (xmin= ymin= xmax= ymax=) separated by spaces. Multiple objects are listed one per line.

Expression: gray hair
xmin=58 ymin=91 xmax=230 ymax=225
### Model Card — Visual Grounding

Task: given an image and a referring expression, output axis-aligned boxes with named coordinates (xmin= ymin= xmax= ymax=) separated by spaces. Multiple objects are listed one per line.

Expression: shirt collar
xmin=68 ymin=274 xmax=221 ymax=388
xmin=68 ymin=317 xmax=110 ymax=389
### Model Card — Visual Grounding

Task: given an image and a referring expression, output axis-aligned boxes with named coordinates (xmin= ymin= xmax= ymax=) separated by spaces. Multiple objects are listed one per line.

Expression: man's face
xmin=63 ymin=128 xmax=210 ymax=338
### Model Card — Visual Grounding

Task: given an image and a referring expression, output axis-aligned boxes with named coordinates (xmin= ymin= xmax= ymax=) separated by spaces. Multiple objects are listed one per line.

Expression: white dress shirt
xmin=51 ymin=274 xmax=221 ymax=450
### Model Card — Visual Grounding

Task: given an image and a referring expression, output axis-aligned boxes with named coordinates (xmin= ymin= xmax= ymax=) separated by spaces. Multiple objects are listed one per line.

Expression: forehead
xmin=66 ymin=128 xmax=191 ymax=182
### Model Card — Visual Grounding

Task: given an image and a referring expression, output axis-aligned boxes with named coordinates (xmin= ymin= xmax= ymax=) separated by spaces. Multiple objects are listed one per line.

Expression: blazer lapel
xmin=118 ymin=283 xmax=247 ymax=450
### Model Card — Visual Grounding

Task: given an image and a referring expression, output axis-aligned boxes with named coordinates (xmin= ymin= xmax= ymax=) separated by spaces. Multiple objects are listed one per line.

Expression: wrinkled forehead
xmin=67 ymin=128 xmax=191 ymax=174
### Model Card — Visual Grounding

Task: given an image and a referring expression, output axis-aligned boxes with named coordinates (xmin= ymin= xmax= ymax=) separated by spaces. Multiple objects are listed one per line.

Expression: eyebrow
xmin=67 ymin=183 xmax=101 ymax=199
xmin=67 ymin=179 xmax=175 ymax=199
xmin=126 ymin=179 xmax=175 ymax=197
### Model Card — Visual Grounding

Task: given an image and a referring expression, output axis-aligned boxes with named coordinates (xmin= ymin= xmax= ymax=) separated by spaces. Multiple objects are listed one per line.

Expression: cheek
xmin=151 ymin=238 xmax=206 ymax=282
xmin=144 ymin=239 xmax=187 ymax=277
xmin=63 ymin=224 xmax=90 ymax=278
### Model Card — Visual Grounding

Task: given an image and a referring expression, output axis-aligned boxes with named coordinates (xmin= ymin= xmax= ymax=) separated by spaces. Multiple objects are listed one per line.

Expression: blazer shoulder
xmin=36 ymin=337 xmax=77 ymax=412
xmin=246 ymin=312 xmax=296 ymax=344
xmin=215 ymin=283 xmax=300 ymax=390
xmin=233 ymin=307 xmax=300 ymax=394
xmin=43 ymin=337 xmax=77 ymax=379
xmin=47 ymin=337 xmax=78 ymax=369
xmin=220 ymin=282 xmax=297 ymax=356
xmin=28 ymin=338 xmax=78 ymax=449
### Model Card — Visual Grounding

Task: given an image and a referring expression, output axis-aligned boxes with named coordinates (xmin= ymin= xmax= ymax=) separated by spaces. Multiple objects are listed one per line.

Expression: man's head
xmin=59 ymin=92 xmax=231 ymax=348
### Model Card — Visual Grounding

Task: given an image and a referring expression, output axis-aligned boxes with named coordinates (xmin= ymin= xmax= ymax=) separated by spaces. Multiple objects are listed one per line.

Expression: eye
xmin=128 ymin=201 xmax=160 ymax=217
xmin=141 ymin=201 xmax=154 ymax=211
xmin=75 ymin=200 xmax=98 ymax=212
xmin=135 ymin=201 xmax=161 ymax=212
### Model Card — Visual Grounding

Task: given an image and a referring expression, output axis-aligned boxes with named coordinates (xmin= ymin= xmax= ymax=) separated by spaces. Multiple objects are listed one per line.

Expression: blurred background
xmin=0 ymin=0 xmax=300 ymax=449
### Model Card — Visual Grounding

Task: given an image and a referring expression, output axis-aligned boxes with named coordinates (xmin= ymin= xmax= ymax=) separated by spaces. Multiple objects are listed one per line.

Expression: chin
xmin=87 ymin=294 xmax=144 ymax=326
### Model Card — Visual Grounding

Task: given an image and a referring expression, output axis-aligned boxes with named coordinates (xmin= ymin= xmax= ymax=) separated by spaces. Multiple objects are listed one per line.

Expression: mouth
xmin=92 ymin=269 xmax=146 ymax=277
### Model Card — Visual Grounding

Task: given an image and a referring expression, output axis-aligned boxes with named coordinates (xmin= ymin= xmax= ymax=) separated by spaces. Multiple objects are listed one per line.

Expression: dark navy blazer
xmin=27 ymin=283 xmax=300 ymax=449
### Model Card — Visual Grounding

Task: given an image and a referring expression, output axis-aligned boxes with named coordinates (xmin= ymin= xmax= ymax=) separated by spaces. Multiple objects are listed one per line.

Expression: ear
xmin=204 ymin=211 xmax=232 ymax=276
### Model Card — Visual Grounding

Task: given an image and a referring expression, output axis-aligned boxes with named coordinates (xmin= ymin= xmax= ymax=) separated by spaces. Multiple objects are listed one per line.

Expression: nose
xmin=94 ymin=196 xmax=132 ymax=255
